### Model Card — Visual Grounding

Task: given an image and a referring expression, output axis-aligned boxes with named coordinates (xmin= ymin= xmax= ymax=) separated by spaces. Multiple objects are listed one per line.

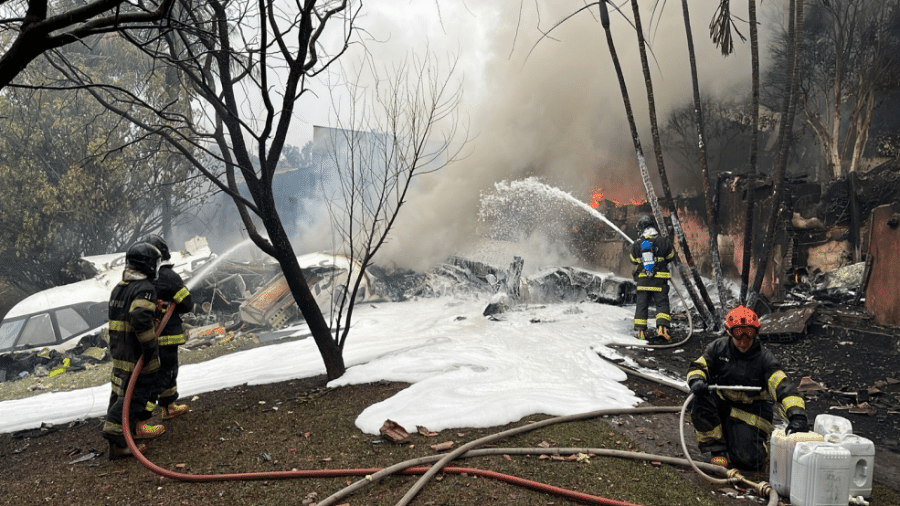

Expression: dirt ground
xmin=611 ymin=307 xmax=900 ymax=503
xmin=1 ymin=306 xmax=899 ymax=506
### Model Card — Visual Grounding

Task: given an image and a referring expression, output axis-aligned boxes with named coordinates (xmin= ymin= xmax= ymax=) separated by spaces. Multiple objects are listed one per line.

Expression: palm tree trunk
xmin=677 ymin=0 xmax=729 ymax=317
xmin=748 ymin=0 xmax=805 ymax=309
xmin=740 ymin=0 xmax=760 ymax=303
xmin=626 ymin=0 xmax=717 ymax=329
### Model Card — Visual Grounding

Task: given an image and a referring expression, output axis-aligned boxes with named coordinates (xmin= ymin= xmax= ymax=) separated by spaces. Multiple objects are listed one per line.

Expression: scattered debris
xmin=798 ymin=376 xmax=828 ymax=393
xmin=67 ymin=450 xmax=101 ymax=465
xmin=430 ymin=441 xmax=454 ymax=452
xmin=416 ymin=426 xmax=439 ymax=437
xmin=379 ymin=419 xmax=411 ymax=444
xmin=758 ymin=306 xmax=816 ymax=343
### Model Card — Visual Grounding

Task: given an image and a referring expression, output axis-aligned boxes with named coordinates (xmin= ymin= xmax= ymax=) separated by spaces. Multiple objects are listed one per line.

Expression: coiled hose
xmin=677 ymin=387 xmax=779 ymax=506
xmin=122 ymin=356 xmax=658 ymax=505
xmin=121 ymin=357 xmax=777 ymax=506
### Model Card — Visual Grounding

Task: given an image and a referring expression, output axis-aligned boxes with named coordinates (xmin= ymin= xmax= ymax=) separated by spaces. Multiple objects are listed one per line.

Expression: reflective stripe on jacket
xmin=108 ymin=271 xmax=159 ymax=395
xmin=154 ymin=264 xmax=193 ymax=346
xmin=686 ymin=336 xmax=806 ymax=421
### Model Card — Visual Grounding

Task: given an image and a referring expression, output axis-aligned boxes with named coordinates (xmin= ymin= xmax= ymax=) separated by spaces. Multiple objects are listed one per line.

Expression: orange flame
xmin=589 ymin=187 xmax=603 ymax=209
xmin=589 ymin=186 xmax=645 ymax=208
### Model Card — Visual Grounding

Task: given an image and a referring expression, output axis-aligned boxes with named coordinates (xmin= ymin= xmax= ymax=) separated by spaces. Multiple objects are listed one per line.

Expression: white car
xmin=0 ymin=237 xmax=214 ymax=356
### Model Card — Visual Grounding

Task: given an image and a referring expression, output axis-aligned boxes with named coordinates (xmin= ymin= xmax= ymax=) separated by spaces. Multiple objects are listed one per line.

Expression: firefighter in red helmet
xmin=686 ymin=305 xmax=809 ymax=470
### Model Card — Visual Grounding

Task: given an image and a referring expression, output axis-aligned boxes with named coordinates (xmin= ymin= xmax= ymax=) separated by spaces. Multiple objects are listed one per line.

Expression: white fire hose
xmin=678 ymin=385 xmax=780 ymax=506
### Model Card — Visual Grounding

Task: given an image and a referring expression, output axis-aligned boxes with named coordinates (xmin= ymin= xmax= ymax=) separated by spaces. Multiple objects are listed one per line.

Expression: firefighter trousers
xmin=151 ymin=345 xmax=181 ymax=408
xmin=102 ymin=371 xmax=156 ymax=448
xmin=690 ymin=392 xmax=774 ymax=471
xmin=633 ymin=285 xmax=670 ymax=330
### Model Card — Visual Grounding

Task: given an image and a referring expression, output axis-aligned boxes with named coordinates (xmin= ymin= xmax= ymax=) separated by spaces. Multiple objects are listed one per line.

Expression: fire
xmin=589 ymin=188 xmax=604 ymax=209
xmin=589 ymin=186 xmax=646 ymax=208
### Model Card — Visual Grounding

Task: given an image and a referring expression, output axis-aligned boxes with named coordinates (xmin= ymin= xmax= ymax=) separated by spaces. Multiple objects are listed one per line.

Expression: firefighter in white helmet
xmin=629 ymin=214 xmax=675 ymax=341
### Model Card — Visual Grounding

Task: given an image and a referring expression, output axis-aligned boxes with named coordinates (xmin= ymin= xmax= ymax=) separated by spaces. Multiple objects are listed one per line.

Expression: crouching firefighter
xmin=686 ymin=305 xmax=809 ymax=470
xmin=142 ymin=234 xmax=192 ymax=421
xmin=101 ymin=242 xmax=166 ymax=460
xmin=630 ymin=214 xmax=675 ymax=341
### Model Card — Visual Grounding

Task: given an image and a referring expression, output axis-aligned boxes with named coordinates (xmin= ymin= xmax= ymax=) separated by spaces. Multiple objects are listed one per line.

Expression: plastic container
xmin=769 ymin=427 xmax=824 ymax=497
xmin=789 ymin=441 xmax=851 ymax=506
xmin=813 ymin=414 xmax=853 ymax=440
xmin=838 ymin=434 xmax=875 ymax=499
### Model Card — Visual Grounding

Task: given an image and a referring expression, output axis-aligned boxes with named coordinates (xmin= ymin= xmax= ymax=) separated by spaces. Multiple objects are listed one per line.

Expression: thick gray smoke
xmin=295 ymin=1 xmax=778 ymax=273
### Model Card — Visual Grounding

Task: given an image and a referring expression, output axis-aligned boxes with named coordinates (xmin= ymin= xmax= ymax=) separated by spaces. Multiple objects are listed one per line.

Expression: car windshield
xmin=0 ymin=318 xmax=25 ymax=350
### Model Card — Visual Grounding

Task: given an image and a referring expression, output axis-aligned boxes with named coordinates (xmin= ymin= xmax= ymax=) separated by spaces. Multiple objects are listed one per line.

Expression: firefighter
xmin=102 ymin=242 xmax=166 ymax=460
xmin=686 ymin=305 xmax=809 ymax=470
xmin=142 ymin=234 xmax=192 ymax=421
xmin=629 ymin=214 xmax=675 ymax=340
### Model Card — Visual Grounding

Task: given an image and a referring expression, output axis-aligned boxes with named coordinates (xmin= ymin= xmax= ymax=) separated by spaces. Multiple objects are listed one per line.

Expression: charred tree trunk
xmin=678 ymin=0 xmax=729 ymax=317
xmin=748 ymin=0 xmax=805 ymax=309
xmin=626 ymin=0 xmax=717 ymax=329
xmin=740 ymin=0 xmax=760 ymax=303
xmin=259 ymin=197 xmax=346 ymax=380
xmin=849 ymin=170 xmax=861 ymax=262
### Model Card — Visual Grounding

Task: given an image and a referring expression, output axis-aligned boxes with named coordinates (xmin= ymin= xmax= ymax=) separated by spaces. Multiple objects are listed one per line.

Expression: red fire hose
xmin=120 ymin=360 xmax=644 ymax=504
xmin=118 ymin=303 xmax=646 ymax=505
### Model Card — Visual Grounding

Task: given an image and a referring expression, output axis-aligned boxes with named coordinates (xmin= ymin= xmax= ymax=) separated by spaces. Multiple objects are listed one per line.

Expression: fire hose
xmin=117 ymin=309 xmax=760 ymax=505
xmin=122 ymin=354 xmax=674 ymax=505
xmin=119 ymin=358 xmax=751 ymax=506
xmin=677 ymin=386 xmax=779 ymax=506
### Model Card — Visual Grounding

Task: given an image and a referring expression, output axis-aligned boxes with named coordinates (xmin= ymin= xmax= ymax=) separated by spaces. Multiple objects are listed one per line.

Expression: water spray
xmin=185 ymin=237 xmax=255 ymax=290
xmin=487 ymin=178 xmax=635 ymax=244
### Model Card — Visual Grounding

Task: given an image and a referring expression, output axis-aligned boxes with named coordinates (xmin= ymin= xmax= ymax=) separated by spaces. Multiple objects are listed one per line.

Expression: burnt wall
xmin=865 ymin=203 xmax=900 ymax=326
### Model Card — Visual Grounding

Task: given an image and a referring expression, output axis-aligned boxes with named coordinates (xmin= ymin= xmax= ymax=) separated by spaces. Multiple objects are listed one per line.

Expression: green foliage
xmin=0 ymin=36 xmax=204 ymax=293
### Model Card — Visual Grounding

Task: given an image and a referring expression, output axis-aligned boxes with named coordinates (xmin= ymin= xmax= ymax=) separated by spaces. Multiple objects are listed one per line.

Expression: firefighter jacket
xmin=686 ymin=336 xmax=807 ymax=422
xmin=629 ymin=230 xmax=674 ymax=291
xmin=154 ymin=264 xmax=193 ymax=347
xmin=108 ymin=269 xmax=160 ymax=397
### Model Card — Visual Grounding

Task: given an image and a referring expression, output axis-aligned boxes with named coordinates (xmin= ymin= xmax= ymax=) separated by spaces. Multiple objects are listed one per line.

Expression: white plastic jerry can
xmin=838 ymin=434 xmax=875 ymax=499
xmin=789 ymin=441 xmax=851 ymax=506
xmin=768 ymin=427 xmax=824 ymax=497
xmin=813 ymin=413 xmax=853 ymax=439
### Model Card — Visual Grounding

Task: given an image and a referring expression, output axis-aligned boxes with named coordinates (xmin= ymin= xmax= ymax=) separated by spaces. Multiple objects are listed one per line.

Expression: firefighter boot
xmin=710 ymin=451 xmax=729 ymax=468
xmin=637 ymin=330 xmax=647 ymax=340
xmin=659 ymin=326 xmax=671 ymax=341
xmin=161 ymin=403 xmax=189 ymax=420
xmin=108 ymin=441 xmax=147 ymax=460
xmin=133 ymin=422 xmax=165 ymax=439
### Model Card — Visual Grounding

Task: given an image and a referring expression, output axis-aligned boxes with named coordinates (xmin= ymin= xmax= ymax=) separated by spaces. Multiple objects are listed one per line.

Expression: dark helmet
xmin=637 ymin=215 xmax=656 ymax=232
xmin=126 ymin=242 xmax=162 ymax=279
xmin=140 ymin=234 xmax=170 ymax=261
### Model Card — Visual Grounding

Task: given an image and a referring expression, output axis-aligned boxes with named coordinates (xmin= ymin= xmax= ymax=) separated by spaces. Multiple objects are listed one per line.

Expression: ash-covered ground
xmin=606 ymin=305 xmax=900 ymax=493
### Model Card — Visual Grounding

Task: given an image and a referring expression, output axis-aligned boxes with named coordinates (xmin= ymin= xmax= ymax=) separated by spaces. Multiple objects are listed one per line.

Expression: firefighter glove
xmin=689 ymin=378 xmax=708 ymax=397
xmin=785 ymin=414 xmax=809 ymax=435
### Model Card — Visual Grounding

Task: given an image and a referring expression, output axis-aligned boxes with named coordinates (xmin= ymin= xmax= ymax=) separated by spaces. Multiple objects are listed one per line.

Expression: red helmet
xmin=725 ymin=305 xmax=760 ymax=331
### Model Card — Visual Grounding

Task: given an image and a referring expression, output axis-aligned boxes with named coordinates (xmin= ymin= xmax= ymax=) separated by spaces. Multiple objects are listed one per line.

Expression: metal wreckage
xmin=4 ymin=161 xmax=900 ymax=384
xmin=0 ymin=236 xmax=637 ymax=383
